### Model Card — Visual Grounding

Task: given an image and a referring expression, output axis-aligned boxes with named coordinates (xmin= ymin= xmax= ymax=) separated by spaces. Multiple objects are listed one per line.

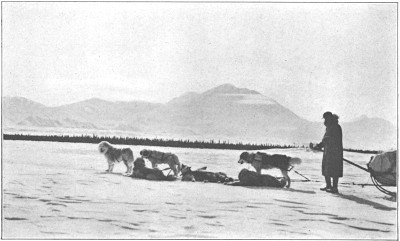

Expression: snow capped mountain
xmin=2 ymin=84 xmax=396 ymax=150
xmin=202 ymin=83 xmax=260 ymax=95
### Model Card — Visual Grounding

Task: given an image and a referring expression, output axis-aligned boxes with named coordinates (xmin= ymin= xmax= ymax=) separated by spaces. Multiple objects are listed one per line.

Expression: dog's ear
xmin=141 ymin=150 xmax=149 ymax=157
xmin=239 ymin=152 xmax=249 ymax=160
xmin=195 ymin=166 xmax=207 ymax=171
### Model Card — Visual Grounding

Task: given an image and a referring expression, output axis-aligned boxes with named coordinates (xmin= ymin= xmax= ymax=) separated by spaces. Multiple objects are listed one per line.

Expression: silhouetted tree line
xmin=309 ymin=142 xmax=380 ymax=154
xmin=342 ymin=148 xmax=379 ymax=154
xmin=3 ymin=133 xmax=296 ymax=150
xmin=3 ymin=134 xmax=381 ymax=153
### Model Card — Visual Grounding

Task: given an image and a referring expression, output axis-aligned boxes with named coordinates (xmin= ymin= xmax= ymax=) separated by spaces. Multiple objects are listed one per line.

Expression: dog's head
xmin=180 ymin=164 xmax=195 ymax=182
xmin=181 ymin=164 xmax=192 ymax=176
xmin=133 ymin=157 xmax=146 ymax=169
xmin=98 ymin=141 xmax=112 ymax=154
xmin=181 ymin=173 xmax=195 ymax=182
xmin=238 ymin=152 xmax=250 ymax=164
xmin=140 ymin=149 xmax=151 ymax=158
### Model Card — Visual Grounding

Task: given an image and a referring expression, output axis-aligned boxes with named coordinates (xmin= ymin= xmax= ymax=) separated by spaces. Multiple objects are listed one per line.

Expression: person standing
xmin=318 ymin=111 xmax=343 ymax=194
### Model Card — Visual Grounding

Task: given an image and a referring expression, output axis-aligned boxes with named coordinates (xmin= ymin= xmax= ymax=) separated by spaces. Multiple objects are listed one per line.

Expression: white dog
xmin=98 ymin=141 xmax=134 ymax=175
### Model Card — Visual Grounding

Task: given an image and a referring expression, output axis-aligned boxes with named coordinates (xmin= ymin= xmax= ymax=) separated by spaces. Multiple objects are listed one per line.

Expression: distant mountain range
xmin=2 ymin=84 xmax=396 ymax=150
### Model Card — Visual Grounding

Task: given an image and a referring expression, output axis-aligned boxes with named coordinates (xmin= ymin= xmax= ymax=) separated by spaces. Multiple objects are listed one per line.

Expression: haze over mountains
xmin=2 ymin=84 xmax=396 ymax=150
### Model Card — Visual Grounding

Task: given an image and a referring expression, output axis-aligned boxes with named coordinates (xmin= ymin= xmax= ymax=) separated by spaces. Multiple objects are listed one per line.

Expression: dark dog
xmin=181 ymin=164 xmax=234 ymax=183
xmin=238 ymin=152 xmax=302 ymax=188
xmin=130 ymin=158 xmax=177 ymax=181
xmin=225 ymin=169 xmax=287 ymax=188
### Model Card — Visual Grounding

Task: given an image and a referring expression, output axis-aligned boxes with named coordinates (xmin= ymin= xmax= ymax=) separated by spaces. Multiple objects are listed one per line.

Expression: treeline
xmin=3 ymin=133 xmax=296 ymax=150
xmin=3 ymin=133 xmax=381 ymax=153
xmin=343 ymin=148 xmax=379 ymax=155
xmin=310 ymin=142 xmax=380 ymax=154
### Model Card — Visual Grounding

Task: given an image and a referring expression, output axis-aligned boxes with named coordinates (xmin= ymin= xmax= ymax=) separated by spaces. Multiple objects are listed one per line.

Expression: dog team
xmin=98 ymin=141 xmax=302 ymax=187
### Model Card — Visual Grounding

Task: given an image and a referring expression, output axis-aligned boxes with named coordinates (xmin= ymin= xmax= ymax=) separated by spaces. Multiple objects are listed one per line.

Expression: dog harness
xmin=147 ymin=151 xmax=174 ymax=163
xmin=251 ymin=152 xmax=293 ymax=171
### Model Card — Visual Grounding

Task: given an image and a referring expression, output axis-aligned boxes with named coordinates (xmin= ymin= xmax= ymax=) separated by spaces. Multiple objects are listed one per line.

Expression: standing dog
xmin=140 ymin=149 xmax=181 ymax=176
xmin=130 ymin=158 xmax=177 ymax=181
xmin=238 ymin=152 xmax=302 ymax=188
xmin=98 ymin=141 xmax=134 ymax=175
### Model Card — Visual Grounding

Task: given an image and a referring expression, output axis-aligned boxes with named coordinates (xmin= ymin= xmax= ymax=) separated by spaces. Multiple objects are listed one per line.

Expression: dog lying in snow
xmin=130 ymin=158 xmax=177 ymax=181
xmin=225 ymin=169 xmax=287 ymax=188
xmin=238 ymin=152 xmax=302 ymax=188
xmin=181 ymin=164 xmax=234 ymax=183
xmin=98 ymin=141 xmax=134 ymax=175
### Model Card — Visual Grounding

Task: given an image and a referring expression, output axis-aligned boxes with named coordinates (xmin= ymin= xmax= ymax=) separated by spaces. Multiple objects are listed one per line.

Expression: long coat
xmin=321 ymin=124 xmax=343 ymax=177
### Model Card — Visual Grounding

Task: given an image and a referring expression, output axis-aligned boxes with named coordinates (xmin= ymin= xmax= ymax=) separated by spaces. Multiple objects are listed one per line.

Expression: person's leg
xmin=320 ymin=176 xmax=332 ymax=191
xmin=332 ymin=177 xmax=339 ymax=190
xmin=327 ymin=177 xmax=339 ymax=193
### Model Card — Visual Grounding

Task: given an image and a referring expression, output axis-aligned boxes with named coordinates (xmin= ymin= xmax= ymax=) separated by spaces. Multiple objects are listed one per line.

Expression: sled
xmin=367 ymin=151 xmax=396 ymax=197
xmin=310 ymin=143 xmax=396 ymax=197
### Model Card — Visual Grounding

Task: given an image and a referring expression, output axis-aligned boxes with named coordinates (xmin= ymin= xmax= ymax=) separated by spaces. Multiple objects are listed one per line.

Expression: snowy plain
xmin=2 ymin=140 xmax=397 ymax=239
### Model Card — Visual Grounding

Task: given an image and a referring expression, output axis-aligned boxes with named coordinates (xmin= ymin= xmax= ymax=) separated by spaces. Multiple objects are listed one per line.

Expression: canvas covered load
xmin=367 ymin=150 xmax=396 ymax=186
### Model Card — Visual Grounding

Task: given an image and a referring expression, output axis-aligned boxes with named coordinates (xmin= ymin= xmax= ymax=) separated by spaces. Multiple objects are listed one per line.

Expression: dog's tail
xmin=289 ymin=157 xmax=302 ymax=165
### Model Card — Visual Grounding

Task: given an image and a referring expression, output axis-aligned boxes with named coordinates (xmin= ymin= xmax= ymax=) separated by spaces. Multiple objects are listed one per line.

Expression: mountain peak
xmin=203 ymin=84 xmax=260 ymax=95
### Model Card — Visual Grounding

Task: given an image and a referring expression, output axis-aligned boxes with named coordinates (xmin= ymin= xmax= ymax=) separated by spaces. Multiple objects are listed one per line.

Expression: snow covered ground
xmin=2 ymin=140 xmax=397 ymax=239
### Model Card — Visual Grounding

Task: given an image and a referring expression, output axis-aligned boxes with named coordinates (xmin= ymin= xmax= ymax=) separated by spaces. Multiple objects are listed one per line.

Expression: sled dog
xmin=238 ymin=152 xmax=302 ymax=188
xmin=140 ymin=149 xmax=181 ymax=176
xmin=181 ymin=164 xmax=234 ymax=183
xmin=130 ymin=158 xmax=177 ymax=181
xmin=98 ymin=141 xmax=134 ymax=175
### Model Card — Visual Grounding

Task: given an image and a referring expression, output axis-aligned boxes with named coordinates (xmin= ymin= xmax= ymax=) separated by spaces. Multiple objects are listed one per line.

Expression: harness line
xmin=292 ymin=170 xmax=311 ymax=181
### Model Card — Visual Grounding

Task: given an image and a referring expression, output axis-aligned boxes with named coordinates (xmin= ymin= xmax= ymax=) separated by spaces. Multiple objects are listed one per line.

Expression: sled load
xmin=367 ymin=151 xmax=397 ymax=196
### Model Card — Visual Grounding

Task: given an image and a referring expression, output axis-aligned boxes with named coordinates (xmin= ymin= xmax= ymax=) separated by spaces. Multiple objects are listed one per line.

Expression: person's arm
xmin=322 ymin=127 xmax=334 ymax=146
xmin=312 ymin=127 xmax=333 ymax=150
xmin=312 ymin=132 xmax=328 ymax=150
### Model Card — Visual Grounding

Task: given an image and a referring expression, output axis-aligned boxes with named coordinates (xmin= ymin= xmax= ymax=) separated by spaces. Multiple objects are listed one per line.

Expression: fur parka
xmin=321 ymin=123 xmax=344 ymax=177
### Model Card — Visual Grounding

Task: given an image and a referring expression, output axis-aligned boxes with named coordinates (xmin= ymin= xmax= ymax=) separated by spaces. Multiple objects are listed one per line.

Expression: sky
xmin=2 ymin=2 xmax=397 ymax=124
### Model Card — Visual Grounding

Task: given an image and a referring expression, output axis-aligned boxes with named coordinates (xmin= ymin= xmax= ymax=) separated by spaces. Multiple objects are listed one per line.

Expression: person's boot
xmin=326 ymin=188 xmax=339 ymax=194
xmin=320 ymin=176 xmax=332 ymax=191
